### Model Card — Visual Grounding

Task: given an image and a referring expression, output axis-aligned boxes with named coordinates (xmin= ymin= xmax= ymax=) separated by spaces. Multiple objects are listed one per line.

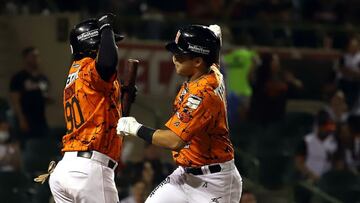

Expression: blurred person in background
xmin=120 ymin=179 xmax=147 ymax=203
xmin=120 ymin=160 xmax=156 ymax=200
xmin=337 ymin=37 xmax=360 ymax=111
xmin=294 ymin=110 xmax=338 ymax=202
xmin=294 ymin=110 xmax=338 ymax=182
xmin=9 ymin=46 xmax=50 ymax=147
xmin=323 ymin=89 xmax=349 ymax=123
xmin=248 ymin=53 xmax=303 ymax=126
xmin=223 ymin=48 xmax=259 ymax=125
xmin=143 ymin=144 xmax=174 ymax=185
xmin=116 ymin=159 xmax=156 ymax=200
xmin=0 ymin=117 xmax=22 ymax=172
xmin=344 ymin=114 xmax=360 ymax=174
xmin=139 ymin=161 xmax=156 ymax=196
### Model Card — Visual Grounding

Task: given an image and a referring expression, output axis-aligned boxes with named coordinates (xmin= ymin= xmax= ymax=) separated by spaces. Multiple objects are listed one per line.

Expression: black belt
xmin=77 ymin=151 xmax=116 ymax=169
xmin=184 ymin=164 xmax=221 ymax=175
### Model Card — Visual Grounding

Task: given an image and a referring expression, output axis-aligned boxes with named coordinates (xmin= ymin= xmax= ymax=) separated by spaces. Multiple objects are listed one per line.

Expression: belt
xmin=185 ymin=164 xmax=222 ymax=175
xmin=77 ymin=151 xmax=117 ymax=170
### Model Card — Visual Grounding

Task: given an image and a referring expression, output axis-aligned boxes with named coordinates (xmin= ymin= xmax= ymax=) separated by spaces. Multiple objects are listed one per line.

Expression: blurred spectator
xmin=248 ymin=53 xmax=303 ymax=126
xmin=120 ymin=180 xmax=147 ymax=203
xmin=344 ymin=114 xmax=360 ymax=174
xmin=122 ymin=160 xmax=155 ymax=198
xmin=9 ymin=46 xmax=50 ymax=147
xmin=294 ymin=110 xmax=338 ymax=203
xmin=0 ymin=119 xmax=22 ymax=172
xmin=323 ymin=89 xmax=349 ymax=123
xmin=240 ymin=190 xmax=257 ymax=203
xmin=143 ymin=144 xmax=174 ymax=185
xmin=294 ymin=110 xmax=338 ymax=182
xmin=141 ymin=161 xmax=155 ymax=196
xmin=337 ymin=37 xmax=360 ymax=111
xmin=224 ymin=48 xmax=259 ymax=124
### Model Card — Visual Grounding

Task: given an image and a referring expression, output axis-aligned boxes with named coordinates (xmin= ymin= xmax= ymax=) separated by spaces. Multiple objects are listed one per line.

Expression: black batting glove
xmin=98 ymin=13 xmax=115 ymax=32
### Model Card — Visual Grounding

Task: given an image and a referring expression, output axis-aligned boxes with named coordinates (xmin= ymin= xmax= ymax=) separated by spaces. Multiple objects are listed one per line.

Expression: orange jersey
xmin=61 ymin=57 xmax=123 ymax=161
xmin=165 ymin=66 xmax=234 ymax=167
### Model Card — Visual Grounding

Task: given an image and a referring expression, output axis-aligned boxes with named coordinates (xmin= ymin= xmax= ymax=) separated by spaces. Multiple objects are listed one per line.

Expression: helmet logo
xmin=77 ymin=30 xmax=99 ymax=41
xmin=188 ymin=43 xmax=210 ymax=55
xmin=175 ymin=30 xmax=181 ymax=44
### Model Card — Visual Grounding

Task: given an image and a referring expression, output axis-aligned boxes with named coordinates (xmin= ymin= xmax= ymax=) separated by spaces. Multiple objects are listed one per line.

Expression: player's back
xmin=62 ymin=57 xmax=122 ymax=161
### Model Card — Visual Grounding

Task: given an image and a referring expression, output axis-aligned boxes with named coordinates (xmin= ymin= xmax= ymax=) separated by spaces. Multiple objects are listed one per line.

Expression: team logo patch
xmin=77 ymin=30 xmax=99 ymax=41
xmin=186 ymin=95 xmax=202 ymax=110
xmin=178 ymin=89 xmax=187 ymax=103
xmin=173 ymin=121 xmax=180 ymax=127
xmin=188 ymin=43 xmax=210 ymax=55
xmin=177 ymin=110 xmax=192 ymax=123
xmin=65 ymin=70 xmax=79 ymax=88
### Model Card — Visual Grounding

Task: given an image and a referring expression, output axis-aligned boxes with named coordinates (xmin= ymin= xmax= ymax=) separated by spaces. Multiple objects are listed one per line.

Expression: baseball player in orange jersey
xmin=48 ymin=14 xmax=125 ymax=203
xmin=117 ymin=25 xmax=242 ymax=202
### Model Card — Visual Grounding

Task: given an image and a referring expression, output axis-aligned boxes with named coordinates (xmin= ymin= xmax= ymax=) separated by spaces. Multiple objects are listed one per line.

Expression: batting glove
xmin=98 ymin=13 xmax=115 ymax=32
xmin=117 ymin=117 xmax=142 ymax=136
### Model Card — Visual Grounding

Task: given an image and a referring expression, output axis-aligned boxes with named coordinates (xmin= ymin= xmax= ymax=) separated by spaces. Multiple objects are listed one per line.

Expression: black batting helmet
xmin=70 ymin=19 xmax=124 ymax=59
xmin=166 ymin=25 xmax=220 ymax=64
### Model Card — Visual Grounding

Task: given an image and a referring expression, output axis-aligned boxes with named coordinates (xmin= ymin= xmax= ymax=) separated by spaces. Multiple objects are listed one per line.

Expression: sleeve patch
xmin=186 ymin=95 xmax=202 ymax=110
xmin=176 ymin=110 xmax=192 ymax=123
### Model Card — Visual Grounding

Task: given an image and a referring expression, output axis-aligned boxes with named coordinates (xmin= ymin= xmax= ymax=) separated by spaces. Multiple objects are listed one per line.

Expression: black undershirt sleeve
xmin=96 ymin=27 xmax=118 ymax=81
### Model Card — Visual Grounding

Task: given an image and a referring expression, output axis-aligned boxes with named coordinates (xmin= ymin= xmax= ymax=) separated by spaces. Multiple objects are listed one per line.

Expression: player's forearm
xmin=117 ymin=117 xmax=186 ymax=151
xmin=137 ymin=126 xmax=185 ymax=151
xmin=96 ymin=27 xmax=118 ymax=81
xmin=151 ymin=129 xmax=186 ymax=151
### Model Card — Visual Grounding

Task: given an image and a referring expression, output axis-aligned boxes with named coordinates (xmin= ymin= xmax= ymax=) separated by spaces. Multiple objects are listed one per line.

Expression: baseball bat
xmin=121 ymin=59 xmax=139 ymax=116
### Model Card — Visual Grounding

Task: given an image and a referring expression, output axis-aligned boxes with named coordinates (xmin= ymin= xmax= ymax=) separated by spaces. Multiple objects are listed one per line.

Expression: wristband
xmin=99 ymin=23 xmax=111 ymax=31
xmin=137 ymin=125 xmax=156 ymax=143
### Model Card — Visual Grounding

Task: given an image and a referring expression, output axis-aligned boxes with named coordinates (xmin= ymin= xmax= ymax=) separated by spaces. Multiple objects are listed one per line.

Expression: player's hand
xmin=121 ymin=84 xmax=138 ymax=103
xmin=117 ymin=117 xmax=142 ymax=136
xmin=98 ymin=13 xmax=115 ymax=31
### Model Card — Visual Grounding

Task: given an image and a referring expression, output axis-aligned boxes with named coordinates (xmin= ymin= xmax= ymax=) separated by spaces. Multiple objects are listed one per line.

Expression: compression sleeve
xmin=96 ymin=27 xmax=119 ymax=82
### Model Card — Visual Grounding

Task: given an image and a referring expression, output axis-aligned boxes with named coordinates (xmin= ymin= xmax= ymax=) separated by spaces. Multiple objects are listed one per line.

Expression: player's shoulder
xmin=72 ymin=57 xmax=95 ymax=70
xmin=187 ymin=83 xmax=219 ymax=105
xmin=10 ymin=69 xmax=29 ymax=82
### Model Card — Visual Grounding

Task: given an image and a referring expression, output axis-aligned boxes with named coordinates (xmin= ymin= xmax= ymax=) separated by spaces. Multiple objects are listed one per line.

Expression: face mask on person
xmin=0 ymin=131 xmax=10 ymax=143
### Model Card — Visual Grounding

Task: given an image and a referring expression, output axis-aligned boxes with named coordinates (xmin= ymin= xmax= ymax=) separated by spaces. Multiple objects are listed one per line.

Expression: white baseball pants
xmin=49 ymin=151 xmax=119 ymax=203
xmin=145 ymin=159 xmax=242 ymax=203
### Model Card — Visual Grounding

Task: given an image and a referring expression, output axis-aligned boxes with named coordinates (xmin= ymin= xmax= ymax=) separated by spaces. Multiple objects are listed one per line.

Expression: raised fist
xmin=98 ymin=13 xmax=116 ymax=31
